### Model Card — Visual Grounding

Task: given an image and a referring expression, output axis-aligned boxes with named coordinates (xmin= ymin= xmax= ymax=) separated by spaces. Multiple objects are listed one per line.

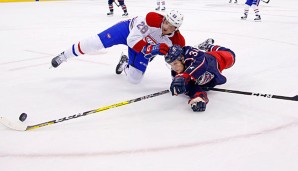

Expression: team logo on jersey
xmin=106 ymin=33 xmax=111 ymax=39
xmin=140 ymin=62 xmax=148 ymax=67
xmin=145 ymin=36 xmax=157 ymax=45
xmin=196 ymin=71 xmax=214 ymax=85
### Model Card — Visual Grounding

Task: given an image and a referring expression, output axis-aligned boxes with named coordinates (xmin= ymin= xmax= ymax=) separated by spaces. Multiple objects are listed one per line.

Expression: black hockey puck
xmin=19 ymin=113 xmax=27 ymax=122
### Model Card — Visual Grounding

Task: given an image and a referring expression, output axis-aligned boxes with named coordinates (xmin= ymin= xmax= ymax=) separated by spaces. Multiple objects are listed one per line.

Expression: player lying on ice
xmin=165 ymin=39 xmax=236 ymax=112
xmin=51 ymin=10 xmax=185 ymax=84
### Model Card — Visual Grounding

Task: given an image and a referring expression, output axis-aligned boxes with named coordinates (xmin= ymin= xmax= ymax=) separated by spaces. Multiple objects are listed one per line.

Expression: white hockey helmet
xmin=165 ymin=10 xmax=184 ymax=28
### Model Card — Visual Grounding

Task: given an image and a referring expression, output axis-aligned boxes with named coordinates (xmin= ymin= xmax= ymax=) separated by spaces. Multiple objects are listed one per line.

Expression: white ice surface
xmin=0 ymin=0 xmax=298 ymax=170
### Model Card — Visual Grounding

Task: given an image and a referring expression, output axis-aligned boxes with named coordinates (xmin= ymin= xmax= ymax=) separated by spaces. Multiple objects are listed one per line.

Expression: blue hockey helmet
xmin=165 ymin=45 xmax=184 ymax=63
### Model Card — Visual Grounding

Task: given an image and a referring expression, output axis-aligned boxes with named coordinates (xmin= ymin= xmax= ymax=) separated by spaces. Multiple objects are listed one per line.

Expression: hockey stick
xmin=113 ymin=1 xmax=120 ymax=7
xmin=261 ymin=0 xmax=270 ymax=4
xmin=0 ymin=90 xmax=169 ymax=131
xmin=205 ymin=87 xmax=298 ymax=101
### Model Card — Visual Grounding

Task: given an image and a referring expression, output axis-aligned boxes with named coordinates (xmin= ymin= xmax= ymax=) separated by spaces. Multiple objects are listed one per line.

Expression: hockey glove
xmin=191 ymin=101 xmax=206 ymax=112
xmin=141 ymin=43 xmax=169 ymax=59
xmin=188 ymin=92 xmax=209 ymax=112
xmin=170 ymin=73 xmax=190 ymax=96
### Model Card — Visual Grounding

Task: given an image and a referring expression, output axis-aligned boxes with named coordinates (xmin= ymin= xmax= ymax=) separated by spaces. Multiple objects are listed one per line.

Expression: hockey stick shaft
xmin=113 ymin=1 xmax=120 ymax=7
xmin=0 ymin=90 xmax=169 ymax=131
xmin=205 ymin=87 xmax=298 ymax=101
xmin=261 ymin=0 xmax=270 ymax=4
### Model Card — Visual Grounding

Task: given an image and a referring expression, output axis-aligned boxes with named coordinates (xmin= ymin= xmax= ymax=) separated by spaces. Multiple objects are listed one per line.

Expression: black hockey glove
xmin=191 ymin=101 xmax=206 ymax=112
xmin=188 ymin=92 xmax=209 ymax=112
xmin=170 ymin=73 xmax=190 ymax=96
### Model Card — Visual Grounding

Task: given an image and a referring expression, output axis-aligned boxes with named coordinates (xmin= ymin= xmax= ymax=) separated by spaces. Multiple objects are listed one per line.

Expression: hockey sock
xmin=109 ymin=4 xmax=113 ymax=12
xmin=243 ymin=4 xmax=250 ymax=16
xmin=156 ymin=0 xmax=160 ymax=7
xmin=121 ymin=4 xmax=127 ymax=13
xmin=252 ymin=4 xmax=260 ymax=16
xmin=161 ymin=0 xmax=165 ymax=7
xmin=63 ymin=35 xmax=105 ymax=58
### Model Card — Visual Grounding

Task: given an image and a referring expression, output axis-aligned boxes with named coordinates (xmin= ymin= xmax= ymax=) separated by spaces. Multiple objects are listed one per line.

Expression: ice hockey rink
xmin=1 ymin=0 xmax=298 ymax=170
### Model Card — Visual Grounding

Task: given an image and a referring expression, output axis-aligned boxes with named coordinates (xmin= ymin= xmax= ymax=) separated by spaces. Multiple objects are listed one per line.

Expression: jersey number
xmin=137 ymin=21 xmax=149 ymax=34
xmin=188 ymin=48 xmax=199 ymax=56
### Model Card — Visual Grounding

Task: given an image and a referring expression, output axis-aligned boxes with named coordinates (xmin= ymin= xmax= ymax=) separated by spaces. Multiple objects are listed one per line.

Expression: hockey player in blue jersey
xmin=241 ymin=0 xmax=261 ymax=21
xmin=165 ymin=39 xmax=236 ymax=112
xmin=107 ymin=0 xmax=128 ymax=17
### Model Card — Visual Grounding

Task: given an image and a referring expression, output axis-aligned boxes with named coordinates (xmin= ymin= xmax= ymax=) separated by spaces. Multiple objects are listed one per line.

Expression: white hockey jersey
xmin=126 ymin=12 xmax=185 ymax=53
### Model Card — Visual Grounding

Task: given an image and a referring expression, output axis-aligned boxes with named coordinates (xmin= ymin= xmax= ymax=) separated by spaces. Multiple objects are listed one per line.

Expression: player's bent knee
xmin=118 ymin=0 xmax=125 ymax=5
xmin=80 ymin=35 xmax=105 ymax=54
xmin=126 ymin=65 xmax=144 ymax=84
xmin=225 ymin=50 xmax=236 ymax=69
xmin=218 ymin=51 xmax=235 ymax=69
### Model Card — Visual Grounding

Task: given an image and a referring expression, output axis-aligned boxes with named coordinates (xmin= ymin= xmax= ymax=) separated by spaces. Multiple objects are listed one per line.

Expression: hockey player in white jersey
xmin=51 ymin=10 xmax=185 ymax=84
xmin=241 ymin=0 xmax=261 ymax=21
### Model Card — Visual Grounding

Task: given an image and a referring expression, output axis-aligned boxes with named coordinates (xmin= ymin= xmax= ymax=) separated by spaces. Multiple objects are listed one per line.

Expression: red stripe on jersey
xmin=132 ymin=39 xmax=147 ymax=52
xmin=189 ymin=58 xmax=206 ymax=76
xmin=78 ymin=42 xmax=85 ymax=55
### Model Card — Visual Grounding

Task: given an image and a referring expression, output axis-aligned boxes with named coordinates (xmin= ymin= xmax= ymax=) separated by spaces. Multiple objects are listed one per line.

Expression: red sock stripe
xmin=78 ymin=42 xmax=85 ymax=55
xmin=122 ymin=5 xmax=127 ymax=10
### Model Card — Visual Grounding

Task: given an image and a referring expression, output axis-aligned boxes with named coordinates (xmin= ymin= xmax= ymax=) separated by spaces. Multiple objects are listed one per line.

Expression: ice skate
xmin=155 ymin=6 xmax=160 ymax=11
xmin=254 ymin=15 xmax=261 ymax=21
xmin=241 ymin=14 xmax=247 ymax=20
xmin=107 ymin=11 xmax=113 ymax=16
xmin=197 ymin=38 xmax=215 ymax=51
xmin=51 ymin=52 xmax=67 ymax=68
xmin=115 ymin=53 xmax=128 ymax=74
xmin=161 ymin=7 xmax=166 ymax=11
xmin=122 ymin=12 xmax=129 ymax=17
